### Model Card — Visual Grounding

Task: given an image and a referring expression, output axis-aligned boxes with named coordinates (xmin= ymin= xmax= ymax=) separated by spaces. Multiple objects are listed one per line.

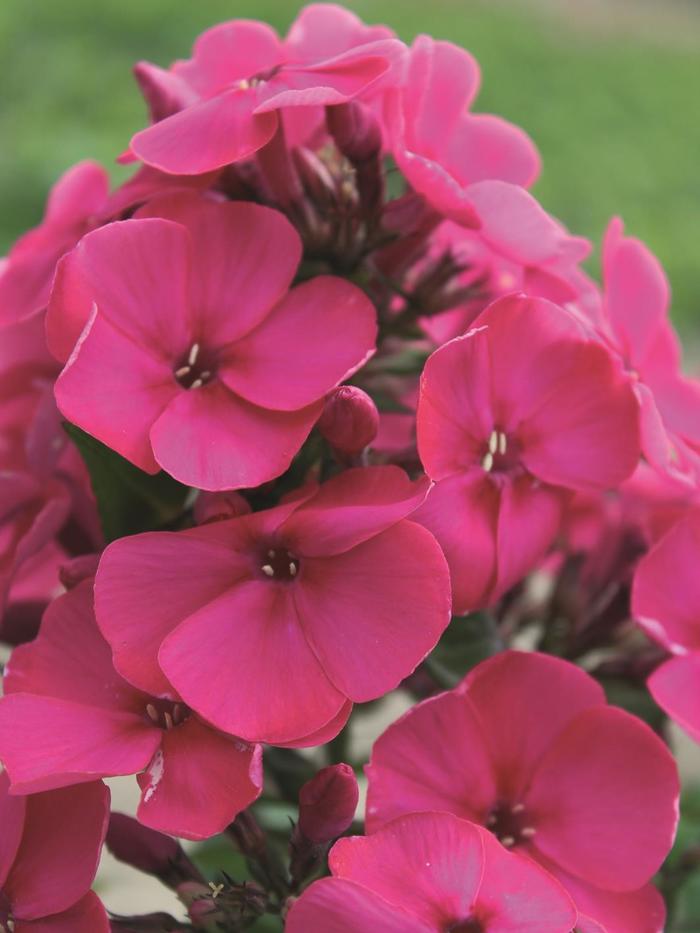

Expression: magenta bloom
xmin=366 ymin=651 xmax=678 ymax=933
xmin=94 ymin=466 xmax=451 ymax=744
xmin=287 ymin=811 xmax=576 ymax=932
xmin=0 ymin=581 xmax=262 ymax=840
xmin=0 ymin=161 xmax=108 ymax=327
xmin=387 ymin=36 xmax=540 ymax=223
xmin=415 ymin=293 xmax=640 ymax=611
xmin=0 ymin=775 xmax=109 ymax=932
xmin=632 ymin=510 xmax=700 ymax=743
xmin=128 ymin=5 xmax=403 ymax=175
xmin=50 ymin=194 xmax=377 ymax=490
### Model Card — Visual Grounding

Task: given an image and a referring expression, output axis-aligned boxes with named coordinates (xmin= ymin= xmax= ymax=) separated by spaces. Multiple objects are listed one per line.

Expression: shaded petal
xmin=526 ymin=705 xmax=679 ymax=891
xmin=462 ymin=652 xmax=605 ymax=801
xmin=158 ymin=580 xmax=346 ymax=744
xmin=295 ymin=522 xmax=451 ymax=701
xmin=46 ymin=250 xmax=97 ymax=362
xmin=365 ymin=691 xmax=496 ymax=831
xmin=220 ymin=277 xmax=376 ymax=411
xmin=444 ymin=113 xmax=541 ymax=188
xmin=0 ymin=772 xmax=26 ymax=890
xmin=137 ymin=718 xmax=262 ymax=840
xmin=174 ymin=21 xmax=282 ymax=93
xmin=7 ymin=782 xmax=108 ymax=920
xmin=55 ymin=309 xmax=176 ymax=473
xmin=16 ymin=892 xmax=109 ymax=933
xmin=648 ymin=655 xmax=700 ymax=743
xmin=282 ymin=466 xmax=431 ymax=556
xmin=0 ymin=695 xmax=159 ymax=793
xmin=150 ymin=381 xmax=320 ymax=490
xmin=280 ymin=700 xmax=352 ymax=749
xmin=95 ymin=529 xmax=245 ymax=696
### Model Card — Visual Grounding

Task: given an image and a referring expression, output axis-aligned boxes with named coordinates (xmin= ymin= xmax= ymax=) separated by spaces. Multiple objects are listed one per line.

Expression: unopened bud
xmin=59 ymin=553 xmax=100 ymax=590
xmin=194 ymin=490 xmax=251 ymax=525
xmin=298 ymin=763 xmax=359 ymax=844
xmin=107 ymin=813 xmax=203 ymax=890
xmin=326 ymin=102 xmax=382 ymax=166
xmin=133 ymin=62 xmax=190 ymax=123
xmin=317 ymin=387 xmax=379 ymax=458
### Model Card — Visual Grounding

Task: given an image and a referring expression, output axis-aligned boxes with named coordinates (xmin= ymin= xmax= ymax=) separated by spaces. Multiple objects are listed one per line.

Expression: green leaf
xmin=64 ymin=423 xmax=190 ymax=542
xmin=427 ymin=613 xmax=504 ymax=688
xmin=599 ymin=676 xmax=666 ymax=732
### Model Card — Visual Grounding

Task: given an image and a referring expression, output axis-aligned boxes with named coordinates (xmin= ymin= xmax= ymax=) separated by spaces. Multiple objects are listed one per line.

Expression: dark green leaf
xmin=427 ymin=613 xmax=504 ymax=687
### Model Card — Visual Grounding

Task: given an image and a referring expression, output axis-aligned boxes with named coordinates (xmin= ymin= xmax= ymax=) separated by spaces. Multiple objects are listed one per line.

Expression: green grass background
xmin=1 ymin=0 xmax=698 ymax=330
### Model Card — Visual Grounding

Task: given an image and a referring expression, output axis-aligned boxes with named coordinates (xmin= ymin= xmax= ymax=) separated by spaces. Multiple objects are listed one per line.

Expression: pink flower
xmin=127 ymin=6 xmax=403 ymax=175
xmin=317 ymin=385 xmax=379 ymax=458
xmin=0 ymin=161 xmax=109 ymax=327
xmin=286 ymin=811 xmax=576 ymax=932
xmin=94 ymin=466 xmax=451 ymax=744
xmin=0 ymin=580 xmax=263 ymax=840
xmin=0 ymin=774 xmax=109 ymax=932
xmin=365 ymin=651 xmax=679 ymax=933
xmin=50 ymin=194 xmax=377 ymax=490
xmin=414 ymin=293 xmax=640 ymax=611
xmin=632 ymin=510 xmax=700 ymax=743
xmin=298 ymin=763 xmax=359 ymax=844
xmin=386 ymin=36 xmax=540 ymax=222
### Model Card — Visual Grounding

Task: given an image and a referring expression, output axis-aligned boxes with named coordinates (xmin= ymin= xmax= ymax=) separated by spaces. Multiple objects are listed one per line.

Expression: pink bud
xmin=298 ymin=763 xmax=359 ymax=844
xmin=59 ymin=553 xmax=100 ymax=590
xmin=194 ymin=490 xmax=251 ymax=525
xmin=326 ymin=102 xmax=382 ymax=165
xmin=317 ymin=387 xmax=379 ymax=457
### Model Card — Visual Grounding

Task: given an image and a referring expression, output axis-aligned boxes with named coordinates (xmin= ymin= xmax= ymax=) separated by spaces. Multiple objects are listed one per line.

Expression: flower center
xmin=0 ymin=892 xmax=14 ymax=932
xmin=144 ymin=699 xmax=190 ymax=731
xmin=484 ymin=801 xmax=536 ymax=849
xmin=445 ymin=920 xmax=483 ymax=933
xmin=481 ymin=429 xmax=520 ymax=473
xmin=174 ymin=343 xmax=215 ymax=389
xmin=259 ymin=547 xmax=300 ymax=582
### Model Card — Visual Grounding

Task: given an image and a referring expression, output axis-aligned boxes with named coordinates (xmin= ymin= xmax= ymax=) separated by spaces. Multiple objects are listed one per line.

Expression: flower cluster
xmin=0 ymin=4 xmax=698 ymax=932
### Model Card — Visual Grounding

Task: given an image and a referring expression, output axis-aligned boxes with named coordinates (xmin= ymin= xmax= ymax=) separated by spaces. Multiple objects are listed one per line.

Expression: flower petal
xmin=647 ymin=655 xmax=700 ymax=743
xmin=15 ymin=891 xmax=109 ymax=933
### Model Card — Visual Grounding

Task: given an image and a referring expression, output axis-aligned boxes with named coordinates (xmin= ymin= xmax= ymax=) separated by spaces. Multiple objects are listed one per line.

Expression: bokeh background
xmin=2 ymin=0 xmax=699 ymax=332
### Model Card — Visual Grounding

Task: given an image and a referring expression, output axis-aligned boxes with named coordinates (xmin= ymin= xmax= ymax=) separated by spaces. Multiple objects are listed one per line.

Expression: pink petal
xmin=136 ymin=717 xmax=262 ymax=840
xmin=413 ymin=472 xmax=499 ymax=613
xmin=158 ymin=580 xmax=347 ymax=744
xmin=476 ymin=829 xmax=576 ymax=931
xmin=150 ymin=381 xmax=320 ymax=490
xmin=294 ymin=522 xmax=450 ymax=701
xmin=282 ymin=466 xmax=431 ymax=556
xmin=55 ymin=309 xmax=176 ymax=473
xmin=330 ymin=813 xmax=484 ymax=927
xmin=0 ymin=695 xmax=159 ymax=793
xmin=7 ymin=782 xmax=108 ymax=921
xmin=174 ymin=20 xmax=282 ymax=93
xmin=15 ymin=891 xmax=109 ymax=933
xmin=280 ymin=699 xmax=353 ymax=749
xmin=220 ymin=277 xmax=376 ymax=411
xmin=130 ymin=90 xmax=278 ymax=174
xmin=462 ymin=651 xmax=605 ymax=801
xmin=632 ymin=512 xmax=700 ymax=652
xmin=44 ymin=161 xmax=109 ymax=226
xmin=648 ymin=654 xmax=700 ymax=743
xmin=136 ymin=195 xmax=302 ymax=344
xmin=444 ymin=113 xmax=541 ymax=188
xmin=0 ymin=773 xmax=26 ymax=890
xmin=95 ymin=528 xmax=245 ymax=696
xmin=365 ymin=692 xmax=496 ymax=832
xmin=526 ymin=705 xmax=679 ymax=891
xmin=285 ymin=5 xmax=395 ymax=60
xmin=286 ymin=877 xmax=431 ymax=933
xmin=45 ymin=250 xmax=96 ymax=362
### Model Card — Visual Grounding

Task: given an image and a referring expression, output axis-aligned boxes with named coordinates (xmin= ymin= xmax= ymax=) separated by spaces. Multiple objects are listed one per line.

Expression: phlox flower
xmin=286 ymin=811 xmax=576 ymax=932
xmin=415 ymin=293 xmax=640 ymax=611
xmin=94 ymin=466 xmax=451 ymax=744
xmin=0 ymin=774 xmax=109 ymax=932
xmin=48 ymin=193 xmax=377 ymax=490
xmin=0 ymin=580 xmax=263 ymax=840
xmin=366 ymin=651 xmax=679 ymax=933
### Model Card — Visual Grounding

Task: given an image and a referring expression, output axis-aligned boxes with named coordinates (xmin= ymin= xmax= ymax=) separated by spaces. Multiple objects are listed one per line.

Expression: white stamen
xmin=188 ymin=343 xmax=200 ymax=366
xmin=238 ymin=79 xmax=250 ymax=90
xmin=146 ymin=703 xmax=158 ymax=723
xmin=163 ymin=711 xmax=174 ymax=730
xmin=289 ymin=562 xmax=298 ymax=577
xmin=498 ymin=431 xmax=507 ymax=456
xmin=500 ymin=836 xmax=515 ymax=848
xmin=521 ymin=827 xmax=536 ymax=838
xmin=511 ymin=803 xmax=525 ymax=814
xmin=481 ymin=451 xmax=494 ymax=472
xmin=209 ymin=881 xmax=225 ymax=898
xmin=174 ymin=366 xmax=191 ymax=379
xmin=486 ymin=814 xmax=497 ymax=827
xmin=262 ymin=564 xmax=275 ymax=577
xmin=268 ymin=549 xmax=276 ymax=558
xmin=488 ymin=429 xmax=499 ymax=455
xmin=190 ymin=378 xmax=203 ymax=389
xmin=199 ymin=370 xmax=211 ymax=380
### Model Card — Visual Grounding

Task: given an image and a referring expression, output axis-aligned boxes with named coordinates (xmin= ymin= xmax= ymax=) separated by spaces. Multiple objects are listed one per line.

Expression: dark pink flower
xmin=286 ymin=811 xmax=576 ymax=932
xmin=0 ymin=161 xmax=109 ymax=327
xmin=50 ymin=194 xmax=377 ymax=490
xmin=0 ymin=580 xmax=263 ymax=840
xmin=94 ymin=466 xmax=451 ymax=744
xmin=632 ymin=510 xmax=700 ymax=743
xmin=386 ymin=36 xmax=540 ymax=223
xmin=127 ymin=6 xmax=403 ymax=175
xmin=0 ymin=774 xmax=109 ymax=932
xmin=317 ymin=386 xmax=379 ymax=457
xmin=414 ymin=294 xmax=640 ymax=611
xmin=365 ymin=651 xmax=678 ymax=933
xmin=298 ymin=763 xmax=359 ymax=844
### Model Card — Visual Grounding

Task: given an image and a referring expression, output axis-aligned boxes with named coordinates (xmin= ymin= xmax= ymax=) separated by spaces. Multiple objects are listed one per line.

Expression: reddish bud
xmin=107 ymin=813 xmax=204 ymax=889
xmin=194 ymin=490 xmax=251 ymax=525
xmin=317 ymin=387 xmax=379 ymax=458
xmin=298 ymin=763 xmax=359 ymax=844
xmin=59 ymin=553 xmax=100 ymax=590
xmin=326 ymin=102 xmax=382 ymax=165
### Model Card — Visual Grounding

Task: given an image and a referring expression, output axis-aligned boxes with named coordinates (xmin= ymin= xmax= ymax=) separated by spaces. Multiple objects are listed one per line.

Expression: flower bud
xmin=326 ymin=102 xmax=382 ymax=166
xmin=107 ymin=813 xmax=203 ymax=890
xmin=317 ymin=387 xmax=379 ymax=458
xmin=194 ymin=490 xmax=251 ymax=525
xmin=59 ymin=553 xmax=100 ymax=590
xmin=298 ymin=763 xmax=359 ymax=844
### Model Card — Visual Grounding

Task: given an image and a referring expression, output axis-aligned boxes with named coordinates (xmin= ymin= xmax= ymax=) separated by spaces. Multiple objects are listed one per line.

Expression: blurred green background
xmin=1 ymin=0 xmax=698 ymax=329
